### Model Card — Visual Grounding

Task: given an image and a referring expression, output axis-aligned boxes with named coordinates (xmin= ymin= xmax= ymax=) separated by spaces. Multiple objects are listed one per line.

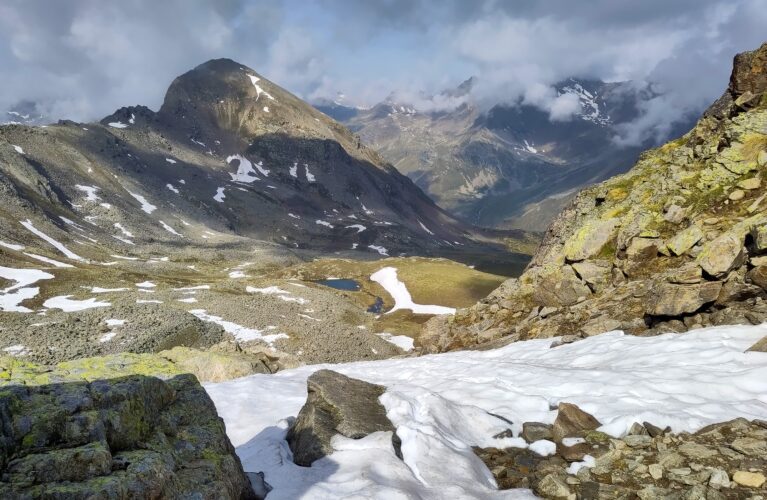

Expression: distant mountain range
xmin=316 ymin=78 xmax=696 ymax=231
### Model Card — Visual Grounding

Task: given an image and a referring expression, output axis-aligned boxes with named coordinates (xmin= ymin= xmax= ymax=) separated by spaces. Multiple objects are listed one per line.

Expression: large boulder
xmin=666 ymin=226 xmax=704 ymax=256
xmin=287 ymin=370 xmax=400 ymax=466
xmin=551 ymin=403 xmax=601 ymax=442
xmin=0 ymin=356 xmax=257 ymax=499
xmin=647 ymin=281 xmax=723 ymax=317
xmin=697 ymin=233 xmax=747 ymax=278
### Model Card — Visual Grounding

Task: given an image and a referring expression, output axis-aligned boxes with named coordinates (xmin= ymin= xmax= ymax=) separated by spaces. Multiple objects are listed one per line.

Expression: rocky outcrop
xmin=287 ymin=370 xmax=400 ymax=466
xmin=423 ymin=42 xmax=767 ymax=353
xmin=476 ymin=411 xmax=767 ymax=498
xmin=0 ymin=355 xmax=256 ymax=499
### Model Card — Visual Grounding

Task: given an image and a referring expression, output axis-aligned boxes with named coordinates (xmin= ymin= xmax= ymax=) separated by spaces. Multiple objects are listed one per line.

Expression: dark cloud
xmin=0 ymin=0 xmax=764 ymax=145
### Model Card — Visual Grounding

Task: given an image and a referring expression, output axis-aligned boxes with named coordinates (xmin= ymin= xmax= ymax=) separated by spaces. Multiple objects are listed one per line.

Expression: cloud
xmin=0 ymin=0 xmax=764 ymax=147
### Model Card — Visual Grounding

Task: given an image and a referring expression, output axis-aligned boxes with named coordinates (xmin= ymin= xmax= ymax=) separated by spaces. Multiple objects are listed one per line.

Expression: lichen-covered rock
xmin=563 ymin=218 xmax=619 ymax=262
xmin=666 ymin=226 xmax=704 ymax=256
xmin=0 ymin=355 xmax=257 ymax=499
xmin=287 ymin=370 xmax=400 ymax=467
xmin=532 ymin=265 xmax=592 ymax=307
xmin=697 ymin=233 xmax=747 ymax=278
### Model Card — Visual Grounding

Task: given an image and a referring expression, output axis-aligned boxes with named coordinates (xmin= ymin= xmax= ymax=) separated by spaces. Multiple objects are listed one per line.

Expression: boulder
xmin=563 ymin=218 xmax=619 ymax=262
xmin=287 ymin=370 xmax=399 ymax=466
xmin=580 ymin=316 xmax=622 ymax=337
xmin=571 ymin=260 xmax=612 ymax=292
xmin=663 ymin=204 xmax=687 ymax=224
xmin=752 ymin=224 xmax=767 ymax=252
xmin=665 ymin=263 xmax=702 ymax=284
xmin=521 ymin=422 xmax=554 ymax=443
xmin=0 ymin=357 xmax=256 ymax=499
xmin=697 ymin=233 xmax=747 ymax=277
xmin=159 ymin=346 xmax=272 ymax=382
xmin=532 ymin=266 xmax=592 ymax=307
xmin=647 ymin=282 xmax=722 ymax=316
xmin=747 ymin=336 xmax=767 ymax=352
xmin=626 ymin=237 xmax=662 ymax=261
xmin=552 ymin=403 xmax=601 ymax=442
xmin=747 ymin=265 xmax=767 ymax=290
xmin=666 ymin=226 xmax=704 ymax=256
xmin=738 ymin=177 xmax=761 ymax=190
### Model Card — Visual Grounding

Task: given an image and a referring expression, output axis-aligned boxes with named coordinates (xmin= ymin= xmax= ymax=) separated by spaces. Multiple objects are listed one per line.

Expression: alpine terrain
xmin=0 ymin=5 xmax=766 ymax=499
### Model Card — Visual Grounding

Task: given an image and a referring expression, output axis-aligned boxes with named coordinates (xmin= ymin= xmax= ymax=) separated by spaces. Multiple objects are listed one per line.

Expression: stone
xmin=552 ymin=403 xmax=601 ymax=442
xmin=738 ymin=177 xmax=761 ymax=190
xmin=751 ymin=255 xmax=767 ymax=266
xmin=563 ymin=218 xmax=620 ymax=262
xmin=626 ymin=237 xmax=662 ymax=261
xmin=759 ymin=150 xmax=767 ymax=167
xmin=678 ymin=442 xmax=717 ymax=460
xmin=697 ymin=233 xmax=747 ymax=278
xmin=729 ymin=189 xmax=745 ymax=201
xmin=623 ymin=435 xmax=653 ymax=448
xmin=647 ymin=281 xmax=722 ymax=317
xmin=536 ymin=473 xmax=572 ymax=498
xmin=648 ymin=463 xmax=663 ymax=480
xmin=521 ymin=422 xmax=554 ymax=443
xmin=709 ymin=468 xmax=730 ymax=489
xmin=747 ymin=336 xmax=767 ymax=352
xmin=752 ymin=224 xmax=767 ymax=252
xmin=628 ymin=422 xmax=649 ymax=436
xmin=643 ymin=422 xmax=670 ymax=438
xmin=539 ymin=306 xmax=559 ymax=318
xmin=747 ymin=265 xmax=767 ymax=290
xmin=550 ymin=335 xmax=581 ymax=348
xmin=664 ymin=204 xmax=687 ymax=224
xmin=580 ymin=316 xmax=622 ymax=337
xmin=667 ymin=227 xmax=705 ymax=256
xmin=533 ymin=266 xmax=592 ymax=307
xmin=732 ymin=470 xmax=766 ymax=488
xmin=666 ymin=263 xmax=703 ymax=284
xmin=730 ymin=436 xmax=767 ymax=456
xmin=159 ymin=346 xmax=272 ymax=382
xmin=571 ymin=261 xmax=612 ymax=292
xmin=287 ymin=370 xmax=399 ymax=466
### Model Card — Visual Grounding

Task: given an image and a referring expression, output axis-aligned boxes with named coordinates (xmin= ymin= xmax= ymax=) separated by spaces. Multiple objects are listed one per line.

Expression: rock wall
xmin=423 ymin=42 xmax=767 ymax=352
xmin=0 ymin=355 xmax=257 ymax=499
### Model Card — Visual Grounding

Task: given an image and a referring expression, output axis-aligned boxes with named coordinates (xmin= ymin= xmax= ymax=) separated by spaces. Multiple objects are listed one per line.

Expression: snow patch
xmin=367 ymin=245 xmax=389 ymax=256
xmin=108 ymin=122 xmax=128 ymax=129
xmin=227 ymin=154 xmax=268 ymax=182
xmin=127 ymin=191 xmax=157 ymax=214
xmin=304 ymin=164 xmax=316 ymax=182
xmin=159 ymin=221 xmax=183 ymax=237
xmin=0 ymin=266 xmax=54 ymax=313
xmin=370 ymin=267 xmax=455 ymax=315
xmin=166 ymin=184 xmax=179 ymax=194
xmin=189 ymin=309 xmax=287 ymax=345
xmin=376 ymin=333 xmax=415 ymax=352
xmin=20 ymin=220 xmax=83 ymax=261
xmin=44 ymin=296 xmax=111 ymax=312
xmin=247 ymin=74 xmax=275 ymax=101
xmin=12 ymin=145 xmax=24 ymax=154
xmin=75 ymin=185 xmax=101 ymax=201
xmin=345 ymin=224 xmax=366 ymax=233
xmin=214 ymin=187 xmax=226 ymax=203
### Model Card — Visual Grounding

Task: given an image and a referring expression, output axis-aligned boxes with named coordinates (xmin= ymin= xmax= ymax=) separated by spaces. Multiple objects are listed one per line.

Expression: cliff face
xmin=423 ymin=42 xmax=767 ymax=352
xmin=0 ymin=355 xmax=257 ymax=499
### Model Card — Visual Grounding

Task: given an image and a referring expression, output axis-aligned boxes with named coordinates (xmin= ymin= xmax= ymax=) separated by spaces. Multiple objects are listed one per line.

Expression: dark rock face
xmin=0 ymin=368 xmax=256 ymax=499
xmin=287 ymin=370 xmax=400 ymax=466
xmin=422 ymin=42 xmax=767 ymax=353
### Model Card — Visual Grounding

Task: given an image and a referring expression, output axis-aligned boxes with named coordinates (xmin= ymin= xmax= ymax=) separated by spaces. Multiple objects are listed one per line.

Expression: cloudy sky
xmin=1 ymin=0 xmax=765 ymax=144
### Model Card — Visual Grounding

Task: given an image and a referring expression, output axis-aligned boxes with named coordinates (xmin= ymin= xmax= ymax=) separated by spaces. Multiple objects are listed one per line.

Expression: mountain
xmin=0 ymin=59 xmax=531 ymax=265
xmin=423 ymin=42 xmax=767 ymax=352
xmin=0 ymin=58 xmax=533 ymax=368
xmin=332 ymin=78 xmax=694 ymax=231
xmin=2 ymin=100 xmax=46 ymax=126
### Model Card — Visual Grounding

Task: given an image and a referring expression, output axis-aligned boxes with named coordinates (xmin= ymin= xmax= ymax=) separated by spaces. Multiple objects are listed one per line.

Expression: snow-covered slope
xmin=206 ymin=323 xmax=767 ymax=499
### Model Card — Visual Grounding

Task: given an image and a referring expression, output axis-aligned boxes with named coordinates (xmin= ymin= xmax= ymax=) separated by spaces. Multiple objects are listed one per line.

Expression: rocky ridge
xmin=423 ymin=42 xmax=767 ymax=353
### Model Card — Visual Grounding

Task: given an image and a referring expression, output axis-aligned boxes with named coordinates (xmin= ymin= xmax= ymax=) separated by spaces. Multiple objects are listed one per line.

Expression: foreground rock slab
xmin=0 ymin=356 xmax=257 ymax=499
xmin=287 ymin=369 xmax=400 ymax=466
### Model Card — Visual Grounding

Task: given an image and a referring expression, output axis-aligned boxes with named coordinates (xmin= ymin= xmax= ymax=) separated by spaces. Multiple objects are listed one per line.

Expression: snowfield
xmin=206 ymin=324 xmax=767 ymax=499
